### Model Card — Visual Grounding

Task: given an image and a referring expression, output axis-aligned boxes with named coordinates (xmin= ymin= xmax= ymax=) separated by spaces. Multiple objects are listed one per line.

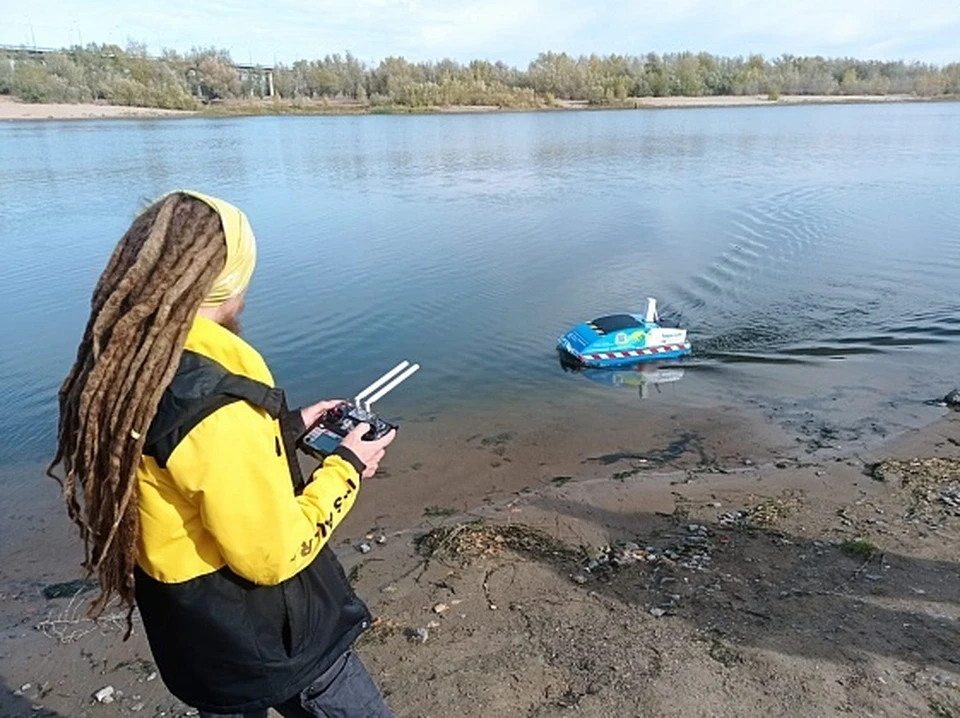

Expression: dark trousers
xmin=198 ymin=650 xmax=394 ymax=718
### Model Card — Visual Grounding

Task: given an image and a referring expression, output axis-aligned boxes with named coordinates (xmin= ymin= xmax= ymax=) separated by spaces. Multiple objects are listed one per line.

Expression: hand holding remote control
xmin=340 ymin=421 xmax=396 ymax=478
xmin=300 ymin=399 xmax=347 ymax=431
xmin=298 ymin=360 xmax=420 ymax=465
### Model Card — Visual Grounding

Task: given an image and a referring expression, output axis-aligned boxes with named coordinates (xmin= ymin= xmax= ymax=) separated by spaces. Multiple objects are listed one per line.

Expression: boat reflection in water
xmin=557 ymin=352 xmax=686 ymax=399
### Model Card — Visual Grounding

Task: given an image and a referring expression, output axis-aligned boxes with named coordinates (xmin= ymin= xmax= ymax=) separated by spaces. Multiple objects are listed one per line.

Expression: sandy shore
xmin=613 ymin=93 xmax=935 ymax=109
xmin=1 ymin=93 xmax=950 ymax=122
xmin=209 ymin=93 xmax=951 ymax=117
xmin=1 ymin=400 xmax=958 ymax=716
xmin=353 ymin=413 xmax=960 ymax=717
xmin=0 ymin=97 xmax=195 ymax=121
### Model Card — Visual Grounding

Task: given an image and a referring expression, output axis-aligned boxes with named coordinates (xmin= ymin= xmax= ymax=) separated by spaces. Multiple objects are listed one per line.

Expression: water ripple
xmin=2 ymin=104 xmax=960 ymax=465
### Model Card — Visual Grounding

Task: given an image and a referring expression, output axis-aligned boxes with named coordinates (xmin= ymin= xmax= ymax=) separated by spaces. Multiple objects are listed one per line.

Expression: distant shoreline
xmin=1 ymin=93 xmax=955 ymax=121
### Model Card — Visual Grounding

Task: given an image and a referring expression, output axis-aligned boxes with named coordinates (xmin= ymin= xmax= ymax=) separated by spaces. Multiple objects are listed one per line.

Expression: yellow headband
xmin=164 ymin=189 xmax=257 ymax=307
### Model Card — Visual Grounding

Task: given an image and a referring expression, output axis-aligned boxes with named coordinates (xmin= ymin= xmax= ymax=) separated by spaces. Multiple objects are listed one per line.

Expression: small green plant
xmin=840 ymin=538 xmax=877 ymax=558
xmin=423 ymin=505 xmax=457 ymax=518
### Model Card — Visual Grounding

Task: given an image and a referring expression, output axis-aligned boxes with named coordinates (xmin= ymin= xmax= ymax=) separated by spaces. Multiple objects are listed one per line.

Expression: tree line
xmin=2 ymin=43 xmax=958 ymax=110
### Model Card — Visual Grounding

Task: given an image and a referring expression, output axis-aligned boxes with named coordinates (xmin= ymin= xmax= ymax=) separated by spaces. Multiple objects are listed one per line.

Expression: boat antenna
xmin=644 ymin=297 xmax=659 ymax=323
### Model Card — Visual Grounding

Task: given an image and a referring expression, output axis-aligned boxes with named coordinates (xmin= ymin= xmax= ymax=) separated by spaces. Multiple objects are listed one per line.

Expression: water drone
xmin=556 ymin=297 xmax=691 ymax=368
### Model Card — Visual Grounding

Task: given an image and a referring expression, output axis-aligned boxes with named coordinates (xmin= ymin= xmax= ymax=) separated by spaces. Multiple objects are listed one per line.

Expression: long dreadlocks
xmin=48 ymin=192 xmax=228 ymax=634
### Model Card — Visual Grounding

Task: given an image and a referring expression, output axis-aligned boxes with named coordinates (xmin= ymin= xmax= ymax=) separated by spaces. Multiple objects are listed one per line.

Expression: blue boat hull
xmin=559 ymin=344 xmax=691 ymax=368
xmin=579 ymin=346 xmax=690 ymax=368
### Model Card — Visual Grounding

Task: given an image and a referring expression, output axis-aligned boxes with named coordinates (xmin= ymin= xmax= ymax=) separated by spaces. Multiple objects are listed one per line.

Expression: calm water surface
xmin=2 ymin=103 xmax=959 ymax=467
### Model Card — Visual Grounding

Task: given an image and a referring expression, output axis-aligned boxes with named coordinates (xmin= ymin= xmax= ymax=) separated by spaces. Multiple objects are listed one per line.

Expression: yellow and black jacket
xmin=134 ymin=316 xmax=371 ymax=714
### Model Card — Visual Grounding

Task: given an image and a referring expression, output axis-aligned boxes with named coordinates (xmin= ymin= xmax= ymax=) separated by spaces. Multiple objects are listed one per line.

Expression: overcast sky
xmin=3 ymin=0 xmax=958 ymax=67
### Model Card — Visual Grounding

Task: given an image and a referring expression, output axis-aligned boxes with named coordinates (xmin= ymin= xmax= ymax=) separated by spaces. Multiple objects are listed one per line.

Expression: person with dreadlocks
xmin=49 ymin=190 xmax=397 ymax=717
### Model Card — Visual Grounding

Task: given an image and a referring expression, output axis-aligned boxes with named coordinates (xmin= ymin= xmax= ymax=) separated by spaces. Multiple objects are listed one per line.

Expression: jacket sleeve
xmin=164 ymin=399 xmax=364 ymax=585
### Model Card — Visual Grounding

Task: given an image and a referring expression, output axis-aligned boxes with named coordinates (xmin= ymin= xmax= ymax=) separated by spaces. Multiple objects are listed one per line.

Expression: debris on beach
xmin=864 ymin=462 xmax=890 ymax=481
xmin=717 ymin=511 xmax=748 ymax=529
xmin=414 ymin=522 xmax=580 ymax=566
xmin=717 ymin=493 xmax=803 ymax=529
xmin=404 ymin=627 xmax=429 ymax=644
xmin=924 ymin=388 xmax=960 ymax=409
xmin=934 ymin=389 xmax=960 ymax=409
xmin=36 ymin=591 xmax=131 ymax=644
xmin=93 ymin=686 xmax=115 ymax=704
xmin=941 ymin=487 xmax=960 ymax=510
xmin=870 ymin=457 xmax=960 ymax=522
xmin=413 ymin=520 xmax=720 ymax=595
xmin=581 ymin=525 xmax=715 ymax=577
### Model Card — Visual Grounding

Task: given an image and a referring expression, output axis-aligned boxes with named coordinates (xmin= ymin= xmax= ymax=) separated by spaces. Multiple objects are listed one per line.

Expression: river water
xmin=2 ymin=102 xmax=958 ymax=471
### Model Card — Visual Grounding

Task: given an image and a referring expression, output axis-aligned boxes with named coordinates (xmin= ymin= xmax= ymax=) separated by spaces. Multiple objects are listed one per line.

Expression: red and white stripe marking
xmin=581 ymin=343 xmax=690 ymax=361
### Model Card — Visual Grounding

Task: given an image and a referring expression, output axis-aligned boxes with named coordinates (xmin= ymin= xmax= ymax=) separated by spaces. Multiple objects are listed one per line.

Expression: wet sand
xmin=2 ymin=401 xmax=958 ymax=716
